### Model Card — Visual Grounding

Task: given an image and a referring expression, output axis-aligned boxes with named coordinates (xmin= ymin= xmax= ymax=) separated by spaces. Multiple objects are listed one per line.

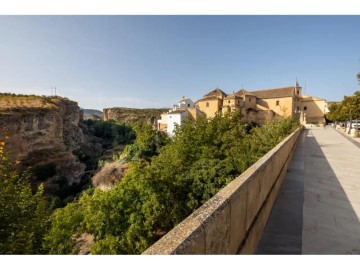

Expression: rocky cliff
xmin=103 ymin=107 xmax=168 ymax=124
xmin=0 ymin=94 xmax=86 ymax=195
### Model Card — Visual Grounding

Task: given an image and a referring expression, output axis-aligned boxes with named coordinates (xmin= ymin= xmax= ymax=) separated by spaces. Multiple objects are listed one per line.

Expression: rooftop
xmin=203 ymin=87 xmax=227 ymax=98
xmin=196 ymin=96 xmax=221 ymax=102
xmin=249 ymin=86 xmax=296 ymax=99
xmin=235 ymin=89 xmax=256 ymax=96
xmin=224 ymin=93 xmax=242 ymax=99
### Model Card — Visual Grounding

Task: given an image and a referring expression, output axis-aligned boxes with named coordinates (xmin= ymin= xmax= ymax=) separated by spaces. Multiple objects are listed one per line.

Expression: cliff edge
xmin=0 ymin=94 xmax=86 ymax=195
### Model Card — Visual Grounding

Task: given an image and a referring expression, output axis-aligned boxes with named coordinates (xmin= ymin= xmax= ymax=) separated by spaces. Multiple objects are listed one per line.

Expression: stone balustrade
xmin=143 ymin=127 xmax=302 ymax=254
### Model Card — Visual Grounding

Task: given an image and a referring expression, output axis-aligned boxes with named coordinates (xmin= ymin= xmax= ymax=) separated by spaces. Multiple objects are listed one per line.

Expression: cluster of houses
xmin=157 ymin=81 xmax=328 ymax=136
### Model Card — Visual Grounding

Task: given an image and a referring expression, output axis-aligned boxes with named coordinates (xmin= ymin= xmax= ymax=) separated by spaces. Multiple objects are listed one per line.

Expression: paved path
xmin=255 ymin=126 xmax=360 ymax=254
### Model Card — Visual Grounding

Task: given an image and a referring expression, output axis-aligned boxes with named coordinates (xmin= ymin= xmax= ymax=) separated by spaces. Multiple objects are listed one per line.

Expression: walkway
xmin=255 ymin=126 xmax=360 ymax=254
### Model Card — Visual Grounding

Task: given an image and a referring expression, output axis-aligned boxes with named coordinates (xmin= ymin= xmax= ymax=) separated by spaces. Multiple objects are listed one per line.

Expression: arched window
xmin=206 ymin=102 xmax=209 ymax=107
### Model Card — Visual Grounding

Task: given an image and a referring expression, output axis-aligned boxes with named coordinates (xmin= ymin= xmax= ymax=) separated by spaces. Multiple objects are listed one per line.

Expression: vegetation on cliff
xmin=0 ymin=105 xmax=299 ymax=254
xmin=44 ymin=112 xmax=299 ymax=254
xmin=0 ymin=93 xmax=68 ymax=110
xmin=103 ymin=107 xmax=168 ymax=124
xmin=82 ymin=119 xmax=136 ymax=149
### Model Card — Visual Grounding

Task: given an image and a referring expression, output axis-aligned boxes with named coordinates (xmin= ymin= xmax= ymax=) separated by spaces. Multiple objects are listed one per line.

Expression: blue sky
xmin=0 ymin=15 xmax=359 ymax=110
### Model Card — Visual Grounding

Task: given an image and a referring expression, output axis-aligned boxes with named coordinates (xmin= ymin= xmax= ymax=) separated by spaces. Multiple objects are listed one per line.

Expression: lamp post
xmin=348 ymin=108 xmax=352 ymax=134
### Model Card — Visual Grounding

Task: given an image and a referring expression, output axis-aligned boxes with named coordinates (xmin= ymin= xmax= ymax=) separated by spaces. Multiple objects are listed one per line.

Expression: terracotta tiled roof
xmin=203 ymin=88 xmax=227 ymax=97
xmin=196 ymin=96 xmax=221 ymax=102
xmin=224 ymin=93 xmax=242 ymax=99
xmin=235 ymin=89 xmax=256 ymax=96
xmin=249 ymin=86 xmax=295 ymax=99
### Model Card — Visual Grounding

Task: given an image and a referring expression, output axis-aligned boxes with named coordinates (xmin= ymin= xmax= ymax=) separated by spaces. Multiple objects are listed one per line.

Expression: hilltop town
xmin=157 ymin=81 xmax=328 ymax=136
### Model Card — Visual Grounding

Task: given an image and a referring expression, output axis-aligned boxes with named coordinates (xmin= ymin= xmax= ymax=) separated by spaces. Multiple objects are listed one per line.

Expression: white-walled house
xmin=157 ymin=97 xmax=204 ymax=137
xmin=176 ymin=98 xmax=196 ymax=109
xmin=166 ymin=109 xmax=190 ymax=136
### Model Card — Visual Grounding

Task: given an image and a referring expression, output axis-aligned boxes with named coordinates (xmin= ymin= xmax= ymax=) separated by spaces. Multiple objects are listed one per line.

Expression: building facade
xmin=196 ymin=88 xmax=226 ymax=118
xmin=158 ymin=82 xmax=327 ymax=136
xmin=157 ymin=97 xmax=204 ymax=137
xmin=195 ymin=81 xmax=326 ymax=126
xmin=300 ymin=95 xmax=327 ymax=126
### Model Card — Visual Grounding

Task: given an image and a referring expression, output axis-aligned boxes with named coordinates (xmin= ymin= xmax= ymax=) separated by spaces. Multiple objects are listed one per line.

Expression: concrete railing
xmin=143 ymin=127 xmax=302 ymax=254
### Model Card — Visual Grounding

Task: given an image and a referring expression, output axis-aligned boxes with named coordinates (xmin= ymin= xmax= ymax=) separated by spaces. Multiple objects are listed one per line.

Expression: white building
xmin=157 ymin=97 xmax=204 ymax=137
xmin=166 ymin=109 xmax=190 ymax=136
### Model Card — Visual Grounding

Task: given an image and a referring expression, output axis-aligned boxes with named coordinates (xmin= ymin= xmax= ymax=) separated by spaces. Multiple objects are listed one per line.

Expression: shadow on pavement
xmin=255 ymin=127 xmax=360 ymax=254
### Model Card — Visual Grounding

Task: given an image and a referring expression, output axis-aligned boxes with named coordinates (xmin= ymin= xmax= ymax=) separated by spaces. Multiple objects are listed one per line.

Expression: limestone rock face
xmin=103 ymin=107 xmax=168 ymax=125
xmin=92 ymin=162 xmax=129 ymax=191
xmin=0 ymin=95 xmax=86 ymax=195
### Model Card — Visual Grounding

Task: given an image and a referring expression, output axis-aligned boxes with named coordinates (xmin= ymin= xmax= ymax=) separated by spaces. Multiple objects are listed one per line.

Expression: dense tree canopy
xmin=327 ymin=91 xmax=360 ymax=122
xmin=0 ymin=140 xmax=50 ymax=254
xmin=44 ymin=112 xmax=299 ymax=254
xmin=121 ymin=123 xmax=169 ymax=162
xmin=82 ymin=119 xmax=136 ymax=148
xmin=0 ymin=111 xmax=299 ymax=254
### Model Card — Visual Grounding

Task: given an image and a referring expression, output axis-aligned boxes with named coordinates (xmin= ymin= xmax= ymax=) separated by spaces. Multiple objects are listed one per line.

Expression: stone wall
xmin=143 ymin=127 xmax=302 ymax=254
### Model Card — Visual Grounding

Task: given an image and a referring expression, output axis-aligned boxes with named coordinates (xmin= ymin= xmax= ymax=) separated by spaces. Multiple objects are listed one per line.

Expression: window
xmin=228 ymin=100 xmax=230 ymax=104
xmin=304 ymin=106 xmax=307 ymax=111
xmin=188 ymin=104 xmax=190 ymax=107
xmin=297 ymin=90 xmax=299 ymax=95
xmin=249 ymin=98 xmax=252 ymax=102
xmin=276 ymin=100 xmax=280 ymax=106
xmin=206 ymin=102 xmax=209 ymax=107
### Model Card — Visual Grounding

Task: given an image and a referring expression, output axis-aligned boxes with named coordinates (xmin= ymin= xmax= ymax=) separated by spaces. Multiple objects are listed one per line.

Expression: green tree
xmin=44 ymin=112 xmax=299 ymax=254
xmin=43 ymin=192 xmax=86 ymax=254
xmin=0 ymin=140 xmax=50 ymax=254
xmin=326 ymin=102 xmax=345 ymax=122
xmin=342 ymin=91 xmax=360 ymax=120
xmin=122 ymin=123 xmax=169 ymax=162
xmin=82 ymin=119 xmax=135 ymax=148
xmin=327 ymin=91 xmax=360 ymax=122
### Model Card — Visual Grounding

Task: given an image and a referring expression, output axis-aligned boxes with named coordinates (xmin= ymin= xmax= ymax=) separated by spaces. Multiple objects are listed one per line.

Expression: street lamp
xmin=348 ymin=108 xmax=352 ymax=134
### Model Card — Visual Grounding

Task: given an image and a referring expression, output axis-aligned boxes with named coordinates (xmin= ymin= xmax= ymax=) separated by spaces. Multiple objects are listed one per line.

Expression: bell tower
xmin=295 ymin=79 xmax=302 ymax=97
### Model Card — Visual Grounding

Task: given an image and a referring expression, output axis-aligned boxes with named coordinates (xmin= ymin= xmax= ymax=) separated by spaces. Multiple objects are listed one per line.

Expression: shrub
xmin=0 ymin=140 xmax=50 ymax=254
xmin=44 ymin=113 xmax=299 ymax=254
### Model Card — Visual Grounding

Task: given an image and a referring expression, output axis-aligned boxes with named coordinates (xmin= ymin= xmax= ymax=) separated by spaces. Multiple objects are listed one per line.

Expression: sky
xmin=1 ymin=15 xmax=360 ymax=110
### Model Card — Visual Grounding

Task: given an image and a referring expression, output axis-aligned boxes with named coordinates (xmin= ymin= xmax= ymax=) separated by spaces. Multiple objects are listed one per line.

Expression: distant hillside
xmin=81 ymin=109 xmax=103 ymax=120
xmin=103 ymin=107 xmax=169 ymax=124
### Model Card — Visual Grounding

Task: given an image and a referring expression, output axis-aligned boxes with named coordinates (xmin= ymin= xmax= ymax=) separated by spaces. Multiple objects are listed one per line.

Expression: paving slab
xmin=255 ymin=129 xmax=306 ymax=254
xmin=255 ymin=126 xmax=360 ymax=254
